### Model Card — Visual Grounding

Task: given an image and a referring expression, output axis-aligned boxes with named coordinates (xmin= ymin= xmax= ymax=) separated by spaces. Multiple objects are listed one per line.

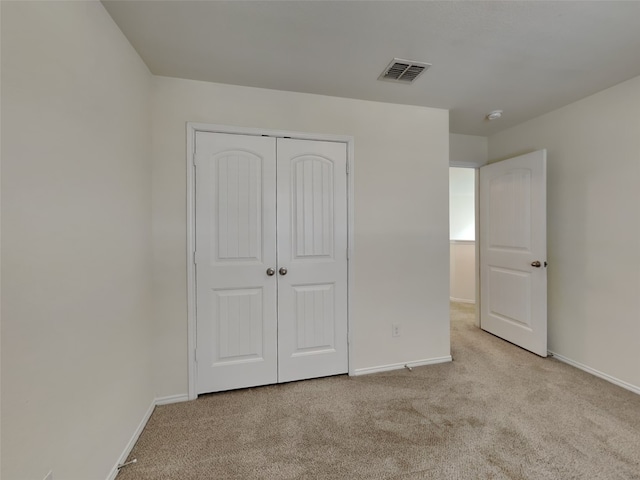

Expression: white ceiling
xmin=102 ymin=1 xmax=640 ymax=136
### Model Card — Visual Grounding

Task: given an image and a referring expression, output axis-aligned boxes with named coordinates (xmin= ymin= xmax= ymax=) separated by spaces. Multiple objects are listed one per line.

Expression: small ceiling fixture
xmin=378 ymin=58 xmax=431 ymax=84
xmin=486 ymin=110 xmax=503 ymax=121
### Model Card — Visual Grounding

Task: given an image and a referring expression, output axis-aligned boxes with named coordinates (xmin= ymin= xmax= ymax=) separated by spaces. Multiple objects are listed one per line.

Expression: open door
xmin=479 ymin=150 xmax=547 ymax=357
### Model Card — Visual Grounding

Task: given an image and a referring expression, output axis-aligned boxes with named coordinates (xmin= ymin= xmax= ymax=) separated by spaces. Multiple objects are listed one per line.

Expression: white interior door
xmin=195 ymin=132 xmax=278 ymax=393
xmin=479 ymin=150 xmax=547 ymax=357
xmin=195 ymin=132 xmax=348 ymax=394
xmin=276 ymin=139 xmax=349 ymax=382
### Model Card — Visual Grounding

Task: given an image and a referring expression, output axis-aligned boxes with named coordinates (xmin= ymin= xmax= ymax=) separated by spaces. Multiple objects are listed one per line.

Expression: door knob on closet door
xmin=266 ymin=268 xmax=275 ymax=276
xmin=279 ymin=267 xmax=288 ymax=275
xmin=531 ymin=261 xmax=541 ymax=268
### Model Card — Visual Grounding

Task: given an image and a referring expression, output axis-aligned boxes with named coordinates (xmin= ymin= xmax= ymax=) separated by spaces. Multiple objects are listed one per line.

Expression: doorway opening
xmin=450 ymin=151 xmax=548 ymax=358
xmin=449 ymin=166 xmax=478 ymax=309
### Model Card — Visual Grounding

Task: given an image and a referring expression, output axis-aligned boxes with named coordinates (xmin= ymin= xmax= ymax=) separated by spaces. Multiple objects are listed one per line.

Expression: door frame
xmin=186 ymin=123 xmax=355 ymax=400
xmin=449 ymin=162 xmax=481 ymax=328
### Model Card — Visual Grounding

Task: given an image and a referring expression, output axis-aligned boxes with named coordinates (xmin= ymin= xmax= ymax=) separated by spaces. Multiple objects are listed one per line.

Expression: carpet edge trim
xmin=352 ymin=356 xmax=452 ymax=376
xmin=549 ymin=351 xmax=640 ymax=396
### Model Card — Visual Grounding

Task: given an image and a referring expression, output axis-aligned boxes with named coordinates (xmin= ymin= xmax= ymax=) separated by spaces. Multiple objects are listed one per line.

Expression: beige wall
xmin=151 ymin=77 xmax=451 ymax=396
xmin=1 ymin=2 xmax=154 ymax=479
xmin=449 ymin=167 xmax=475 ymax=241
xmin=489 ymin=75 xmax=640 ymax=391
xmin=450 ymin=242 xmax=475 ymax=303
xmin=450 ymin=133 xmax=488 ymax=167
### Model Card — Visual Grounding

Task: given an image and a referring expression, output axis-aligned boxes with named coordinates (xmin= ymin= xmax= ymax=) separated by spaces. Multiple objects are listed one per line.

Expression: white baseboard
xmin=450 ymin=297 xmax=475 ymax=304
xmin=549 ymin=351 xmax=640 ymax=396
xmin=105 ymin=393 xmax=190 ymax=480
xmin=352 ymin=356 xmax=452 ymax=376
xmin=105 ymin=400 xmax=155 ymax=480
xmin=155 ymin=394 xmax=190 ymax=406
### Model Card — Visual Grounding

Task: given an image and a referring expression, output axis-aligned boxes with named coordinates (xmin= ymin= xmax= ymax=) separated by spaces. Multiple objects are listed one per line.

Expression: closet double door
xmin=195 ymin=132 xmax=348 ymax=394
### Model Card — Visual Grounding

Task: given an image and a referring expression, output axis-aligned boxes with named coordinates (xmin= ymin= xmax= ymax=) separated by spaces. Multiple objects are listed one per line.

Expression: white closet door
xmin=276 ymin=138 xmax=349 ymax=382
xmin=195 ymin=132 xmax=278 ymax=393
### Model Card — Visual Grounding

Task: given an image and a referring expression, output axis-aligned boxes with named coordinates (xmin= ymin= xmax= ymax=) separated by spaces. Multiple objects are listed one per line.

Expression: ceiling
xmin=102 ymin=1 xmax=640 ymax=136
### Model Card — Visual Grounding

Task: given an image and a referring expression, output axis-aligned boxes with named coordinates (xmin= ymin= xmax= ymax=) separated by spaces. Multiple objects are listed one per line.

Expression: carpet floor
xmin=116 ymin=302 xmax=640 ymax=479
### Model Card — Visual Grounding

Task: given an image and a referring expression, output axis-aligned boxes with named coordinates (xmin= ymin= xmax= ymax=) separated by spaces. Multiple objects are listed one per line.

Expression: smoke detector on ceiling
xmin=378 ymin=58 xmax=431 ymax=84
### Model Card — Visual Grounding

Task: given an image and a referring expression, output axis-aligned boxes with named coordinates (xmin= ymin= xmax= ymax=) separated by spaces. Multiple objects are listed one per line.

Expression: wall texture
xmin=450 ymin=133 xmax=488 ymax=167
xmin=1 ymin=2 xmax=154 ymax=479
xmin=450 ymin=167 xmax=475 ymax=241
xmin=450 ymin=242 xmax=475 ymax=303
xmin=151 ymin=77 xmax=451 ymax=397
xmin=489 ymin=75 xmax=640 ymax=391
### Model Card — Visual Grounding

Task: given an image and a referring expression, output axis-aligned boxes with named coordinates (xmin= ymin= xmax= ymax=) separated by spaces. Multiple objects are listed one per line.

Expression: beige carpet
xmin=117 ymin=303 xmax=640 ymax=479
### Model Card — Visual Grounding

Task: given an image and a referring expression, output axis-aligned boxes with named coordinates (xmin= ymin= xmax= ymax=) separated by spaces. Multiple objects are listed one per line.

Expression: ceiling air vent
xmin=378 ymin=58 xmax=431 ymax=83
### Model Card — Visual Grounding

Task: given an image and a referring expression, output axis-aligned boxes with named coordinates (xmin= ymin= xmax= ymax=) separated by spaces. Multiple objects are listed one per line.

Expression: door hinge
xmin=193 ymin=251 xmax=197 ymax=264
xmin=346 ymin=248 xmax=349 ymax=260
xmin=346 ymin=162 xmax=350 ymax=174
xmin=194 ymin=349 xmax=198 ymax=363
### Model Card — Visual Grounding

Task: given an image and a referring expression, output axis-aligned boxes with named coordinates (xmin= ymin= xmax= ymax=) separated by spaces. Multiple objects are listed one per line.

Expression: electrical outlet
xmin=392 ymin=324 xmax=401 ymax=337
xmin=43 ymin=471 xmax=53 ymax=480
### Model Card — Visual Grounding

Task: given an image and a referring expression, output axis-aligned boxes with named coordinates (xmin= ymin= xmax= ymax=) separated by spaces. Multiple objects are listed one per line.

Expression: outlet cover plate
xmin=392 ymin=324 xmax=401 ymax=337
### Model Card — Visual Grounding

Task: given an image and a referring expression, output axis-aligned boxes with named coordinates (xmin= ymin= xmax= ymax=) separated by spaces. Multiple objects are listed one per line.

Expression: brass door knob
xmin=531 ymin=261 xmax=542 ymax=268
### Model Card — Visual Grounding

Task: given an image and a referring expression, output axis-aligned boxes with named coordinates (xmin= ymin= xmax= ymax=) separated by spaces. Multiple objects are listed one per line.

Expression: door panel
xmin=488 ymin=268 xmax=531 ymax=328
xmin=277 ymin=139 xmax=349 ymax=382
xmin=213 ymin=288 xmax=264 ymax=362
xmin=480 ymin=150 xmax=547 ymax=357
xmin=215 ymin=153 xmax=263 ymax=261
xmin=293 ymin=157 xmax=334 ymax=258
xmin=195 ymin=132 xmax=277 ymax=393
xmin=293 ymin=284 xmax=336 ymax=353
xmin=488 ymin=169 xmax=532 ymax=251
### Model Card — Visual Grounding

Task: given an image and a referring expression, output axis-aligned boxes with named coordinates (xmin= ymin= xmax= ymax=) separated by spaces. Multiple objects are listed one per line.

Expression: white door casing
xmin=193 ymin=130 xmax=349 ymax=394
xmin=479 ymin=150 xmax=547 ymax=357
xmin=276 ymin=139 xmax=349 ymax=382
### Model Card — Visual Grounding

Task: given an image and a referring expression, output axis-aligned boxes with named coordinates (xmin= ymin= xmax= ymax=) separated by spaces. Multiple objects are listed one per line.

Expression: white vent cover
xmin=378 ymin=58 xmax=431 ymax=83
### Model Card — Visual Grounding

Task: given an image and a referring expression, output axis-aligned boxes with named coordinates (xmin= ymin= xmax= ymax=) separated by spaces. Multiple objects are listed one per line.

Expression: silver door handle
xmin=266 ymin=268 xmax=275 ymax=276
xmin=279 ymin=267 xmax=288 ymax=275
xmin=531 ymin=261 xmax=541 ymax=268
